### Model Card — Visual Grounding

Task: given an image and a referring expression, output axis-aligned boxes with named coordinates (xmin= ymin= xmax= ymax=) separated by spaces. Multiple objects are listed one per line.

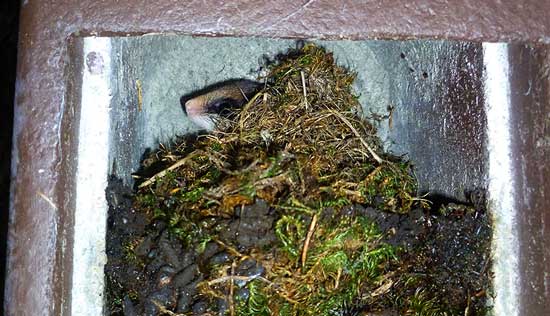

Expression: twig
xmin=213 ymin=239 xmax=247 ymax=258
xmin=206 ymin=274 xmax=300 ymax=305
xmin=464 ymin=290 xmax=471 ymax=316
xmin=229 ymin=261 xmax=237 ymax=316
xmin=151 ymin=299 xmax=184 ymax=316
xmin=301 ymin=213 xmax=318 ymax=271
xmin=300 ymin=71 xmax=308 ymax=110
xmin=138 ymin=152 xmax=200 ymax=188
xmin=329 ymin=110 xmax=383 ymax=164
xmin=368 ymin=278 xmax=394 ymax=297
xmin=254 ymin=172 xmax=289 ymax=188
xmin=239 ymin=92 xmax=263 ymax=136
xmin=257 ymin=277 xmax=300 ymax=305
xmin=207 ymin=275 xmax=259 ymax=286
xmin=334 ymin=267 xmax=342 ymax=289
xmin=136 ymin=79 xmax=143 ymax=111
xmin=37 ymin=191 xmax=58 ymax=210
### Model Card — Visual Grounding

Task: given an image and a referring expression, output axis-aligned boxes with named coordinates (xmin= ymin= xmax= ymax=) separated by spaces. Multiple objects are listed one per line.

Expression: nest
xmin=130 ymin=44 xmax=467 ymax=315
xmin=138 ymin=44 xmax=416 ymax=217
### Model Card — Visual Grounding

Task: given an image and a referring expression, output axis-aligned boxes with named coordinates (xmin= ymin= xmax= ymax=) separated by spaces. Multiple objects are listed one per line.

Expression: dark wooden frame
xmin=6 ymin=1 xmax=550 ymax=314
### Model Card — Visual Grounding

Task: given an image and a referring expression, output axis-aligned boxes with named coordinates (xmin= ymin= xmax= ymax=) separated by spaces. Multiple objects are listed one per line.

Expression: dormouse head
xmin=181 ymin=79 xmax=263 ymax=131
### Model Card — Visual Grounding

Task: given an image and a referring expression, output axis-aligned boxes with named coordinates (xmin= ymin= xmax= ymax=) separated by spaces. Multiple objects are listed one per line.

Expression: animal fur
xmin=181 ymin=79 xmax=263 ymax=130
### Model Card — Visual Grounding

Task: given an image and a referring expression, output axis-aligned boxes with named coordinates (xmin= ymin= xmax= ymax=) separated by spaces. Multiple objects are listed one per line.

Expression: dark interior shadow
xmin=0 ymin=0 xmax=20 ymax=313
xmin=421 ymin=188 xmax=487 ymax=213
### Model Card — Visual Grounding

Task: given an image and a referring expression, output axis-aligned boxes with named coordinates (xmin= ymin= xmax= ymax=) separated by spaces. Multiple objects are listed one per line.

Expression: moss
xmin=122 ymin=239 xmax=142 ymax=266
xmin=275 ymin=214 xmax=306 ymax=260
xmin=236 ymin=280 xmax=272 ymax=316
xmin=360 ymin=163 xmax=416 ymax=213
xmin=121 ymin=43 xmax=492 ymax=316
xmin=180 ymin=186 xmax=205 ymax=203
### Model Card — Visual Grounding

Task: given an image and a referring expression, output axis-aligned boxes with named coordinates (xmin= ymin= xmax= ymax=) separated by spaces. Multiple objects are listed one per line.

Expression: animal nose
xmin=184 ymin=99 xmax=203 ymax=117
xmin=184 ymin=101 xmax=192 ymax=116
xmin=180 ymin=96 xmax=189 ymax=115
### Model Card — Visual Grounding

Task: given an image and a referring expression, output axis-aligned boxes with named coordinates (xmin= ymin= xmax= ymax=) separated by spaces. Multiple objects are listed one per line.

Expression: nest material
xmin=127 ymin=44 xmax=492 ymax=316
xmin=138 ymin=44 xmax=416 ymax=217
xmin=134 ymin=44 xmax=428 ymax=315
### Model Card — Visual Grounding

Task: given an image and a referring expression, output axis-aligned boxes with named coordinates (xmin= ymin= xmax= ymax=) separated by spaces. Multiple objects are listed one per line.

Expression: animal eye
xmin=207 ymin=98 xmax=239 ymax=114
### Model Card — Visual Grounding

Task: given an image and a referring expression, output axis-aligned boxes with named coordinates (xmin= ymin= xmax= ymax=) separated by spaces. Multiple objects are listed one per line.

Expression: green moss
xmin=244 ymin=210 xmax=400 ymax=315
xmin=203 ymin=166 xmax=222 ymax=183
xmin=262 ymin=156 xmax=283 ymax=179
xmin=123 ymin=43 xmax=492 ymax=316
xmin=360 ymin=163 xmax=416 ymax=213
xmin=318 ymin=197 xmax=350 ymax=209
xmin=122 ymin=240 xmax=139 ymax=264
xmin=275 ymin=214 xmax=305 ymax=260
xmin=236 ymin=280 xmax=271 ymax=316
xmin=210 ymin=141 xmax=223 ymax=152
xmin=239 ymin=182 xmax=257 ymax=199
xmin=406 ymin=289 xmax=443 ymax=316
xmin=181 ymin=187 xmax=205 ymax=203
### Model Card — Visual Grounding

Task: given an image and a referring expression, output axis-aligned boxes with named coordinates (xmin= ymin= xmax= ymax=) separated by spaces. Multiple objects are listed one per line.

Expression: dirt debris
xmin=105 ymin=43 xmax=492 ymax=316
